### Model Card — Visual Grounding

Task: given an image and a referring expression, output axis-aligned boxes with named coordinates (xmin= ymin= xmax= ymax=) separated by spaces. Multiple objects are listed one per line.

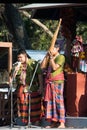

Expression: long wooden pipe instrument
xmin=49 ymin=18 xmax=62 ymax=52
xmin=41 ymin=18 xmax=62 ymax=68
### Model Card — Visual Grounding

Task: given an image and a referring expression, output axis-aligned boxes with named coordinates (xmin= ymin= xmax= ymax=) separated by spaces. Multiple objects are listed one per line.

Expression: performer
xmin=40 ymin=41 xmax=65 ymax=128
xmin=9 ymin=49 xmax=43 ymax=126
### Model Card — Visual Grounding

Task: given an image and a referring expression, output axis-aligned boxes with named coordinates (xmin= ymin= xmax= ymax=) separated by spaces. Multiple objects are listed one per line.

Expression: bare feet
xmin=51 ymin=122 xmax=58 ymax=128
xmin=58 ymin=122 xmax=65 ymax=128
xmin=45 ymin=125 xmax=51 ymax=128
xmin=45 ymin=122 xmax=57 ymax=128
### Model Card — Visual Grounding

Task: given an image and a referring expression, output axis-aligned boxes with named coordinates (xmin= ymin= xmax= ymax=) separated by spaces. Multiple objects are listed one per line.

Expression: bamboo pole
xmin=43 ymin=18 xmax=62 ymax=68
xmin=49 ymin=18 xmax=62 ymax=52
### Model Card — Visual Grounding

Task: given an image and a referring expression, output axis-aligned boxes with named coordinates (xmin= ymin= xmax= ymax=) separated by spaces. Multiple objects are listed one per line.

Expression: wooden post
xmin=0 ymin=42 xmax=12 ymax=73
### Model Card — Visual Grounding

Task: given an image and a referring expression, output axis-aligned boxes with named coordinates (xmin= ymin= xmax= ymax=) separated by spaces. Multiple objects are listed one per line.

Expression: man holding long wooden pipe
xmin=40 ymin=19 xmax=65 ymax=128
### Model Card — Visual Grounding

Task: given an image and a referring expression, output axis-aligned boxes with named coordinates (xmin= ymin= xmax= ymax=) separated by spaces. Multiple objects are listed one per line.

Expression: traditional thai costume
xmin=43 ymin=54 xmax=65 ymax=123
xmin=15 ymin=59 xmax=42 ymax=124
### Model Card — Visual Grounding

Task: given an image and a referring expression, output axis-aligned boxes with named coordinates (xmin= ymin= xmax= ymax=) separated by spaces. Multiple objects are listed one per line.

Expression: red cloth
xmin=44 ymin=73 xmax=64 ymax=101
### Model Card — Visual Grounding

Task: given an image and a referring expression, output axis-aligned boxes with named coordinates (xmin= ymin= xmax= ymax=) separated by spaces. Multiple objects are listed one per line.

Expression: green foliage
xmin=23 ymin=18 xmax=59 ymax=50
xmin=0 ymin=26 xmax=9 ymax=42
xmin=0 ymin=3 xmax=87 ymax=50
xmin=22 ymin=15 xmax=87 ymax=50
xmin=76 ymin=22 xmax=87 ymax=44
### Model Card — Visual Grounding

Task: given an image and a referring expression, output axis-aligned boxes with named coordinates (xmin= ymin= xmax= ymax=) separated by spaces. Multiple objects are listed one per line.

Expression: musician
xmin=9 ymin=49 xmax=43 ymax=126
xmin=40 ymin=40 xmax=65 ymax=128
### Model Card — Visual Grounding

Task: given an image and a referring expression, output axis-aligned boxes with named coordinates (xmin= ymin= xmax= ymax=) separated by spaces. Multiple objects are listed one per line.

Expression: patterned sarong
xmin=17 ymin=85 xmax=42 ymax=124
xmin=44 ymin=73 xmax=65 ymax=123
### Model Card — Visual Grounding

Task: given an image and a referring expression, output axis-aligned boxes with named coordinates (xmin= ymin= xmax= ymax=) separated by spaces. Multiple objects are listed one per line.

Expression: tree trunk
xmin=3 ymin=4 xmax=31 ymax=49
xmin=60 ymin=8 xmax=76 ymax=65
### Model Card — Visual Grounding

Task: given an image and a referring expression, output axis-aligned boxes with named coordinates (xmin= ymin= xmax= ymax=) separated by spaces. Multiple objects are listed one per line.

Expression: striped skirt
xmin=17 ymin=85 xmax=42 ymax=124
xmin=44 ymin=83 xmax=65 ymax=123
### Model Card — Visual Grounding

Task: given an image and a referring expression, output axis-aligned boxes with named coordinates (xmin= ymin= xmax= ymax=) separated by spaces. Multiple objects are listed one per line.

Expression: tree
xmin=21 ymin=10 xmax=53 ymax=38
xmin=1 ymin=4 xmax=31 ymax=49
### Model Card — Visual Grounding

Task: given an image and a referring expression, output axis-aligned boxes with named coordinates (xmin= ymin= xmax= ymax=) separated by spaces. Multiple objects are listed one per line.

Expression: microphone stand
xmin=9 ymin=67 xmax=20 ymax=128
xmin=25 ymin=60 xmax=42 ymax=128
xmin=10 ymin=81 xmax=14 ymax=128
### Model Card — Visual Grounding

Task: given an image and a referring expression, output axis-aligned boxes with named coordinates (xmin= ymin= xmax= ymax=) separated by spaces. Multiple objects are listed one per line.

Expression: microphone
xmin=13 ymin=61 xmax=21 ymax=67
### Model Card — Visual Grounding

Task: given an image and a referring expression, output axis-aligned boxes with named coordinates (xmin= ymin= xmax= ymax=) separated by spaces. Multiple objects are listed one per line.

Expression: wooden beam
xmin=0 ymin=42 xmax=12 ymax=48
xmin=0 ymin=42 xmax=12 ymax=72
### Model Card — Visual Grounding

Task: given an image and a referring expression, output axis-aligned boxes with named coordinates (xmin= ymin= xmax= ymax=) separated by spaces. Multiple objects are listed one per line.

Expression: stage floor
xmin=0 ymin=117 xmax=87 ymax=129
xmin=0 ymin=126 xmax=87 ymax=130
